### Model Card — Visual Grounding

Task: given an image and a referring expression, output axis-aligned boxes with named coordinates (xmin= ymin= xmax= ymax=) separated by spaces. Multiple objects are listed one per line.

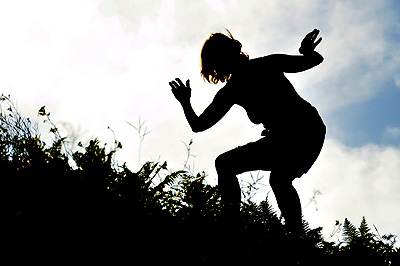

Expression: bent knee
xmin=215 ymin=153 xmax=229 ymax=173
xmin=215 ymin=152 xmax=240 ymax=175
xmin=269 ymin=171 xmax=295 ymax=189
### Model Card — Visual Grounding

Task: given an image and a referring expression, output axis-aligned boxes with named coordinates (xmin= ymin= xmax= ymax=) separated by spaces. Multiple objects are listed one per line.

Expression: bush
xmin=0 ymin=95 xmax=399 ymax=265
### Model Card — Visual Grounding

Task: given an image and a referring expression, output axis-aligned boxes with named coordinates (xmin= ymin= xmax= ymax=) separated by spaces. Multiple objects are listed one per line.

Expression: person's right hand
xmin=169 ymin=78 xmax=191 ymax=104
xmin=299 ymin=29 xmax=322 ymax=55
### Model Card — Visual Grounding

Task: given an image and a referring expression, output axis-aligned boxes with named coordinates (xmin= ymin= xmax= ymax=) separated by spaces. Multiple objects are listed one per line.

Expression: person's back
xmin=219 ymin=55 xmax=320 ymax=132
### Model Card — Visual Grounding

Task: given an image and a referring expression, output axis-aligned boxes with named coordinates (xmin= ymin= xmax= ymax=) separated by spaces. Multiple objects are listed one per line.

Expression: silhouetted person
xmin=169 ymin=29 xmax=326 ymax=237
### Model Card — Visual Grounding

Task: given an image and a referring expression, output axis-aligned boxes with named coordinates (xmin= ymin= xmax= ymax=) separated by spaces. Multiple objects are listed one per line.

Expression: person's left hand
xmin=299 ymin=29 xmax=322 ymax=55
xmin=169 ymin=78 xmax=191 ymax=104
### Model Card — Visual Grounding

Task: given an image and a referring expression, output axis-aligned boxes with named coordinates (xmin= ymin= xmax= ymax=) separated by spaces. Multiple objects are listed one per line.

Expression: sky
xmin=0 ymin=0 xmax=400 ymax=243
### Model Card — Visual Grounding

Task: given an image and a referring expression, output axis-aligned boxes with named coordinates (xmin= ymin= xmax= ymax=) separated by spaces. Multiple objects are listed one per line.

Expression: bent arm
xmin=181 ymin=89 xmax=233 ymax=133
xmin=268 ymin=52 xmax=324 ymax=73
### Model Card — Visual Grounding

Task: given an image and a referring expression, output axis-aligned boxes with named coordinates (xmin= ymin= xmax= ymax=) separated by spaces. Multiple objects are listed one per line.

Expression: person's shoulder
xmin=246 ymin=55 xmax=284 ymax=74
xmin=248 ymin=55 xmax=278 ymax=67
xmin=251 ymin=54 xmax=283 ymax=63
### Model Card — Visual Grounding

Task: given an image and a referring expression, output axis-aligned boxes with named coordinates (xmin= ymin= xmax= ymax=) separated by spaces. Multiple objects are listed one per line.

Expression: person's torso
xmin=225 ymin=56 xmax=315 ymax=131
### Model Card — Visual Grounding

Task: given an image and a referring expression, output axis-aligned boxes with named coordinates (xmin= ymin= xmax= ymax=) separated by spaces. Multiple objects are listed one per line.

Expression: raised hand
xmin=169 ymin=78 xmax=191 ymax=104
xmin=299 ymin=29 xmax=322 ymax=55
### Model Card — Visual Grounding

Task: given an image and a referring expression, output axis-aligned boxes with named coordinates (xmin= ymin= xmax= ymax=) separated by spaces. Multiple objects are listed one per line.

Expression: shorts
xmin=228 ymin=108 xmax=326 ymax=179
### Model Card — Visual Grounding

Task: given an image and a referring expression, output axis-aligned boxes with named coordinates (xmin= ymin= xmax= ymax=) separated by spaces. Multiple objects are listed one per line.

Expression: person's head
xmin=200 ymin=29 xmax=248 ymax=84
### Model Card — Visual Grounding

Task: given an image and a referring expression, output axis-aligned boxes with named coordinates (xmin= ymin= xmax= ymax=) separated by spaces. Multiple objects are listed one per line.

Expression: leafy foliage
xmin=0 ymin=95 xmax=399 ymax=265
xmin=336 ymin=217 xmax=400 ymax=265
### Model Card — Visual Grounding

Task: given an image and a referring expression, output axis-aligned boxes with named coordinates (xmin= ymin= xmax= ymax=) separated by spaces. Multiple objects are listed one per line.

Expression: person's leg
xmin=215 ymin=151 xmax=242 ymax=221
xmin=215 ymin=144 xmax=269 ymax=262
xmin=215 ymin=140 xmax=272 ymax=221
xmin=269 ymin=171 xmax=302 ymax=236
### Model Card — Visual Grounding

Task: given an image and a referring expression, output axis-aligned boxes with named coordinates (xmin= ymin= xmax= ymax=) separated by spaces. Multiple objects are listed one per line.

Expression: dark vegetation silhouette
xmin=0 ymin=95 xmax=399 ymax=265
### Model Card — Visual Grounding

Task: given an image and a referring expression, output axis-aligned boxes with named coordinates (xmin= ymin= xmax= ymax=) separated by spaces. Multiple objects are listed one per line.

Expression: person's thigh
xmin=216 ymin=138 xmax=275 ymax=175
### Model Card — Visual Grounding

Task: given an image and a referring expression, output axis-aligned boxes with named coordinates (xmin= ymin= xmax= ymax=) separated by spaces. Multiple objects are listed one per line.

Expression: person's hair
xmin=200 ymin=29 xmax=249 ymax=84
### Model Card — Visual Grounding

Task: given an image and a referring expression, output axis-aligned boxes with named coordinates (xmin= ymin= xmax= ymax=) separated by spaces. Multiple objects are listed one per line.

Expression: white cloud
xmin=204 ymin=0 xmax=226 ymax=14
xmin=98 ymin=0 xmax=163 ymax=32
xmin=298 ymin=1 xmax=400 ymax=113
xmin=297 ymin=139 xmax=400 ymax=242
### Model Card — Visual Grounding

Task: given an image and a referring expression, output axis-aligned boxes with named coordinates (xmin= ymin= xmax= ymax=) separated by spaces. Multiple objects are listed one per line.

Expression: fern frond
xmin=343 ymin=218 xmax=360 ymax=244
xmin=151 ymin=161 xmax=168 ymax=180
xmin=359 ymin=216 xmax=373 ymax=240
xmin=138 ymin=162 xmax=158 ymax=182
xmin=302 ymin=218 xmax=312 ymax=235
xmin=153 ymin=170 xmax=185 ymax=194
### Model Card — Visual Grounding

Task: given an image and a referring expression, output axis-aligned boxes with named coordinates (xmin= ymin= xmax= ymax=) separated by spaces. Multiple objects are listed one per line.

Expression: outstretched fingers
xmin=169 ymin=78 xmax=191 ymax=89
xmin=176 ymin=78 xmax=185 ymax=87
xmin=311 ymin=29 xmax=322 ymax=45
xmin=169 ymin=77 xmax=192 ymax=103
xmin=169 ymin=80 xmax=178 ymax=90
xmin=315 ymin=36 xmax=322 ymax=46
